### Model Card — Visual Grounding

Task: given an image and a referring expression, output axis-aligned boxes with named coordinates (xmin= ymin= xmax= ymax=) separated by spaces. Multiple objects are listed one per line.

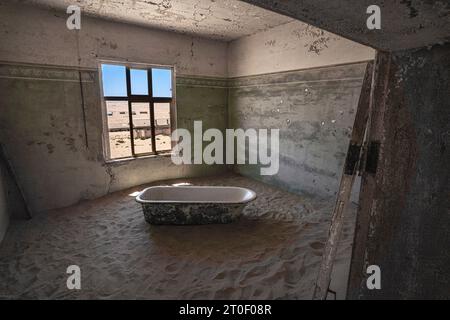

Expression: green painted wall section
xmin=0 ymin=61 xmax=368 ymax=212
xmin=0 ymin=63 xmax=229 ymax=213
xmin=228 ymin=63 xmax=367 ymax=198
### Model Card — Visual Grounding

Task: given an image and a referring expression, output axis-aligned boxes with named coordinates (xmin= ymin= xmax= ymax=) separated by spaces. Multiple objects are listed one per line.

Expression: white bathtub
xmin=136 ymin=186 xmax=256 ymax=225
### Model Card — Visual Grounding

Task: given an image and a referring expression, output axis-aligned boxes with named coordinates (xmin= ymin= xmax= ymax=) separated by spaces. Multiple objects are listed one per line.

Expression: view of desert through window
xmin=106 ymin=101 xmax=171 ymax=158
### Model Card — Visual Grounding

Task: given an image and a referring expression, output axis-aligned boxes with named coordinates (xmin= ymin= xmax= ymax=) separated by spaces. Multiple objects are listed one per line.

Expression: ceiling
xmin=14 ymin=0 xmax=294 ymax=41
xmin=241 ymin=0 xmax=450 ymax=51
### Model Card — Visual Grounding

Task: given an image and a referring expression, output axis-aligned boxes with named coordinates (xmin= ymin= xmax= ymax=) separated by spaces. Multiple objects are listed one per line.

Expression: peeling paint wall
xmin=9 ymin=0 xmax=294 ymax=41
xmin=0 ymin=64 xmax=228 ymax=213
xmin=229 ymin=63 xmax=367 ymax=198
xmin=228 ymin=20 xmax=375 ymax=77
xmin=0 ymin=1 xmax=375 ymax=212
xmin=0 ymin=2 xmax=228 ymax=77
xmin=0 ymin=3 xmax=229 ymax=213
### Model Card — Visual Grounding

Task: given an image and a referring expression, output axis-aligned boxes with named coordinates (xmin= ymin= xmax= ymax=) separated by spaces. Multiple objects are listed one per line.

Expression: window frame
xmin=98 ymin=60 xmax=176 ymax=162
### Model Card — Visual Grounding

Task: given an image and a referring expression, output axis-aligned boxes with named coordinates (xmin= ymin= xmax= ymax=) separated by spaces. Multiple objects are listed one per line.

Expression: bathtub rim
xmin=135 ymin=186 xmax=257 ymax=204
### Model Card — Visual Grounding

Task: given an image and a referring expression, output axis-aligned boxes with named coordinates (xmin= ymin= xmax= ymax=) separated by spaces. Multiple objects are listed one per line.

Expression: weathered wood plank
xmin=345 ymin=51 xmax=391 ymax=299
xmin=313 ymin=60 xmax=374 ymax=300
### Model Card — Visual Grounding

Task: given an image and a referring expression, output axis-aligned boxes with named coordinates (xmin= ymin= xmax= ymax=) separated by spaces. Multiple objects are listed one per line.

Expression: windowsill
xmin=104 ymin=151 xmax=173 ymax=165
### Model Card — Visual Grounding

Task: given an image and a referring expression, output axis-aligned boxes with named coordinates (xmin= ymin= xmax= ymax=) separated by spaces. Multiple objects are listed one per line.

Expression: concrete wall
xmin=241 ymin=0 xmax=450 ymax=52
xmin=0 ymin=2 xmax=227 ymax=77
xmin=227 ymin=20 xmax=373 ymax=198
xmin=0 ymin=2 xmax=229 ymax=213
xmin=0 ymin=2 xmax=374 ymax=212
xmin=0 ymin=64 xmax=228 ymax=213
xmin=0 ymin=164 xmax=9 ymax=244
xmin=228 ymin=20 xmax=374 ymax=77
xmin=229 ymin=63 xmax=367 ymax=198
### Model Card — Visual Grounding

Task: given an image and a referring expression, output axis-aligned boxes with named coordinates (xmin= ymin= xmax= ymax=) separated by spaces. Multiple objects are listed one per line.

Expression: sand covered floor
xmin=0 ymin=174 xmax=356 ymax=299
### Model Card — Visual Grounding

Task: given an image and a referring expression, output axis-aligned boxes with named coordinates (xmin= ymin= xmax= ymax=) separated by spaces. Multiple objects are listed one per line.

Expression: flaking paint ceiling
xmin=242 ymin=0 xmax=450 ymax=51
xmin=14 ymin=0 xmax=294 ymax=41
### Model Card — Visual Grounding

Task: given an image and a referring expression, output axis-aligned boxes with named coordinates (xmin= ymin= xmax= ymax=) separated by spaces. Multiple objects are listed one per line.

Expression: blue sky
xmin=101 ymin=64 xmax=172 ymax=98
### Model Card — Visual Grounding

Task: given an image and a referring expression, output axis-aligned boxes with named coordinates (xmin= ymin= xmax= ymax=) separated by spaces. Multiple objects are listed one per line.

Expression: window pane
xmin=105 ymin=101 xmax=132 ymax=159
xmin=152 ymin=68 xmax=172 ymax=98
xmin=154 ymin=103 xmax=171 ymax=152
xmin=132 ymin=103 xmax=152 ymax=154
xmin=130 ymin=69 xmax=148 ymax=95
xmin=101 ymin=64 xmax=127 ymax=97
xmin=131 ymin=102 xmax=151 ymax=128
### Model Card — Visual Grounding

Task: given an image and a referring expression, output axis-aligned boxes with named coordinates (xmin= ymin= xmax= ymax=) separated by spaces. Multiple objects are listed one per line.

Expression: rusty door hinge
xmin=344 ymin=143 xmax=362 ymax=175
xmin=345 ymin=141 xmax=380 ymax=176
xmin=362 ymin=141 xmax=380 ymax=174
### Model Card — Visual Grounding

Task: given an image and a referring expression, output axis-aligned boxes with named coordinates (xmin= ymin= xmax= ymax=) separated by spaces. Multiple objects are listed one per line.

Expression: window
xmin=100 ymin=63 xmax=174 ymax=160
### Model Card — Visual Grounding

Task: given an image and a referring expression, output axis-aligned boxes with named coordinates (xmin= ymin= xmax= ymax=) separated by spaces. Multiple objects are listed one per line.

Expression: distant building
xmin=106 ymin=102 xmax=171 ymax=137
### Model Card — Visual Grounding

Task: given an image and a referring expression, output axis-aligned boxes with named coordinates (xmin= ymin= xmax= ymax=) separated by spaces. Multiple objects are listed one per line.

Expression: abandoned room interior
xmin=0 ymin=0 xmax=448 ymax=300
